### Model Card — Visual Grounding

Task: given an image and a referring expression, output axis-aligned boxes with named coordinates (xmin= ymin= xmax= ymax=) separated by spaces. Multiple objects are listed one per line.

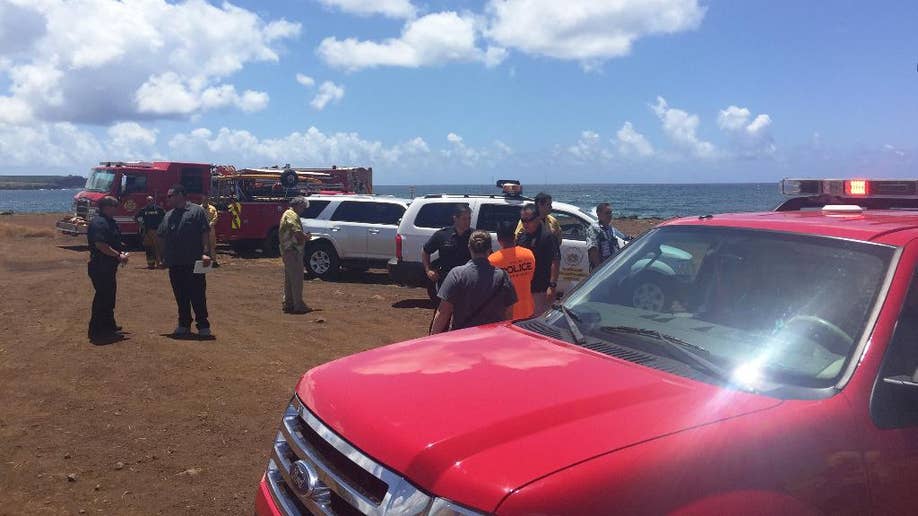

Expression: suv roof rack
xmin=422 ymin=193 xmax=534 ymax=201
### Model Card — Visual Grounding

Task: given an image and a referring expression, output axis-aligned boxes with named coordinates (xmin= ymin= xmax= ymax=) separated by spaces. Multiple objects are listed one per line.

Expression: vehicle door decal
xmin=559 ymin=245 xmax=589 ymax=283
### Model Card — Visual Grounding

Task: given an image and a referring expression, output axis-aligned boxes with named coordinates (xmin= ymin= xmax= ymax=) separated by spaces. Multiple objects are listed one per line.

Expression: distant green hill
xmin=0 ymin=175 xmax=86 ymax=190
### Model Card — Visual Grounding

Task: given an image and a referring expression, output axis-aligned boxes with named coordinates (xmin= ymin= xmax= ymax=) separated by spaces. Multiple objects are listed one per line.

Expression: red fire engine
xmin=55 ymin=161 xmax=212 ymax=239
xmin=56 ymin=161 xmax=373 ymax=255
xmin=209 ymin=165 xmax=373 ymax=255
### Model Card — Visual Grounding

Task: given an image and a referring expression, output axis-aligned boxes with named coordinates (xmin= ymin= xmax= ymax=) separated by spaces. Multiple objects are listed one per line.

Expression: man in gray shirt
xmin=431 ymin=230 xmax=517 ymax=333
xmin=157 ymin=184 xmax=213 ymax=337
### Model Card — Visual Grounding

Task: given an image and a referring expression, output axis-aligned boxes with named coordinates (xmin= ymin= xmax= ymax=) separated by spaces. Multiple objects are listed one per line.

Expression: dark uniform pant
xmin=88 ymin=260 xmax=118 ymax=337
xmin=168 ymin=265 xmax=209 ymax=329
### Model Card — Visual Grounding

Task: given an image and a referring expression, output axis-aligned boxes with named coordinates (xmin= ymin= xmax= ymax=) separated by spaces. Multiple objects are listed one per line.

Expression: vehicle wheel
xmin=631 ymin=278 xmax=668 ymax=312
xmin=262 ymin=228 xmax=280 ymax=257
xmin=305 ymin=242 xmax=340 ymax=280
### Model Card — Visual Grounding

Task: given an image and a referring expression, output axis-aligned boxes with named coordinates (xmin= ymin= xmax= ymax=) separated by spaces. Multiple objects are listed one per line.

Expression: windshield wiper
xmin=554 ymin=304 xmax=585 ymax=345
xmin=600 ymin=326 xmax=741 ymax=388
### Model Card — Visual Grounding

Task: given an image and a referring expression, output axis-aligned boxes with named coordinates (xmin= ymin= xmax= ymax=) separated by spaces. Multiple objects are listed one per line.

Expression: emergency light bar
xmin=781 ymin=179 xmax=918 ymax=198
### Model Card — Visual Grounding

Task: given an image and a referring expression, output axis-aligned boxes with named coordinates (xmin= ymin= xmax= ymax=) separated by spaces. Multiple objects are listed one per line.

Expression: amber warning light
xmin=845 ymin=180 xmax=869 ymax=196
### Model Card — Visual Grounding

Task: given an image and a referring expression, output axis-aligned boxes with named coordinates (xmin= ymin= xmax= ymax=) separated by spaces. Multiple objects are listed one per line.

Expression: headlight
xmin=429 ymin=497 xmax=487 ymax=516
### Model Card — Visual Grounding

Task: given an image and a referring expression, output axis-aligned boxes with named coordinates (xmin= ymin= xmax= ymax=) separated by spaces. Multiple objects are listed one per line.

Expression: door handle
xmin=330 ymin=227 xmax=341 ymax=232
xmin=368 ymin=228 xmax=380 ymax=234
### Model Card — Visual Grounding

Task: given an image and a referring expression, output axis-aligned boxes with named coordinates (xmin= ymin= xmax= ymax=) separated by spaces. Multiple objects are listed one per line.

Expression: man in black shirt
xmin=516 ymin=203 xmax=561 ymax=315
xmin=134 ymin=195 xmax=165 ymax=269
xmin=422 ymin=204 xmax=472 ymax=291
xmin=158 ymin=184 xmax=213 ymax=337
xmin=86 ymin=196 xmax=129 ymax=342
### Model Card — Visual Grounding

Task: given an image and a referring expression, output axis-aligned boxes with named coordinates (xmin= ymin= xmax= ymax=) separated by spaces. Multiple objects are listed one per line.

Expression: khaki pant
xmin=283 ymin=249 xmax=306 ymax=311
xmin=142 ymin=230 xmax=162 ymax=267
xmin=208 ymin=227 xmax=217 ymax=263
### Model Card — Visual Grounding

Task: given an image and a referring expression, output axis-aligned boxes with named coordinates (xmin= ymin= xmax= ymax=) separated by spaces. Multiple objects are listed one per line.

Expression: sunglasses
xmin=522 ymin=217 xmax=540 ymax=223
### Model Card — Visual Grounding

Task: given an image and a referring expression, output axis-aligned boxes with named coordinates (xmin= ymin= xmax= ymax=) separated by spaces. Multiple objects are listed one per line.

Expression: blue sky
xmin=0 ymin=0 xmax=916 ymax=183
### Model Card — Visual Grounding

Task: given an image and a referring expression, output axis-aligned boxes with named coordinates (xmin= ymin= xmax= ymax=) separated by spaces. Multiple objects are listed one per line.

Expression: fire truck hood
xmin=75 ymin=191 xmax=105 ymax=202
xmin=296 ymin=323 xmax=782 ymax=511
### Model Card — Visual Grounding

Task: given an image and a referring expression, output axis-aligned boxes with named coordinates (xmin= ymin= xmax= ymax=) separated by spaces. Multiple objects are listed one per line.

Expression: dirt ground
xmin=0 ymin=213 xmax=659 ymax=515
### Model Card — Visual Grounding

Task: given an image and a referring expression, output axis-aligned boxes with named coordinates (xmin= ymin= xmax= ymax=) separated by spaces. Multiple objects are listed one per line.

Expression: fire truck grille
xmin=76 ymin=199 xmax=91 ymax=218
xmin=265 ymin=396 xmax=432 ymax=515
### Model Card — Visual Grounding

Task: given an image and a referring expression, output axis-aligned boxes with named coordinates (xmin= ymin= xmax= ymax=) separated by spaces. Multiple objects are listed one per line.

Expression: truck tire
xmin=305 ymin=242 xmax=340 ymax=280
xmin=262 ymin=228 xmax=280 ymax=257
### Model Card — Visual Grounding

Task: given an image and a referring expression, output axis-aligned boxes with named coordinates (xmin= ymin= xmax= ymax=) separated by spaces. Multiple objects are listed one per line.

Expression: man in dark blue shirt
xmin=86 ymin=196 xmax=128 ymax=342
xmin=158 ymin=184 xmax=213 ymax=337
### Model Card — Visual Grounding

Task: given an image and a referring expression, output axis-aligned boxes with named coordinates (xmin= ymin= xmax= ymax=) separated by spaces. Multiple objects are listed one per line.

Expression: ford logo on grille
xmin=289 ymin=460 xmax=329 ymax=502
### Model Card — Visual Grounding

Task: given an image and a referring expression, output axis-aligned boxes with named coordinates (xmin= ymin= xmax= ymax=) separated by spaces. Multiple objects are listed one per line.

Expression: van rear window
xmin=414 ymin=203 xmax=469 ymax=229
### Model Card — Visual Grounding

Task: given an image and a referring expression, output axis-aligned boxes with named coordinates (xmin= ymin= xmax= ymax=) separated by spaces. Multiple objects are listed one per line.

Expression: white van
xmin=388 ymin=191 xmax=627 ymax=298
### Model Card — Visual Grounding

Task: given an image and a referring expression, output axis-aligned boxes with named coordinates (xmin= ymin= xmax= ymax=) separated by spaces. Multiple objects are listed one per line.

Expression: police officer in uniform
xmin=422 ymin=204 xmax=472 ymax=292
xmin=87 ymin=196 xmax=129 ymax=342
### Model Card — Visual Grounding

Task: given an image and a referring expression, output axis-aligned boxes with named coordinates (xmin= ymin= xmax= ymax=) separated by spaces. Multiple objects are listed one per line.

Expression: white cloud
xmin=567 ymin=130 xmax=613 ymax=162
xmin=316 ymin=0 xmax=416 ymax=19
xmin=310 ymin=81 xmax=345 ymax=110
xmin=486 ymin=0 xmax=705 ymax=67
xmin=107 ymin=122 xmax=160 ymax=159
xmin=717 ymin=105 xmax=775 ymax=157
xmin=167 ymin=126 xmax=497 ymax=171
xmin=651 ymin=96 xmax=716 ymax=158
xmin=0 ymin=0 xmax=300 ymax=124
xmin=318 ymin=11 xmax=501 ymax=71
xmin=447 ymin=132 xmax=464 ymax=144
xmin=0 ymin=96 xmax=33 ymax=124
xmin=616 ymin=122 xmax=654 ymax=157
xmin=296 ymin=73 xmax=316 ymax=88
xmin=134 ymin=73 xmax=269 ymax=116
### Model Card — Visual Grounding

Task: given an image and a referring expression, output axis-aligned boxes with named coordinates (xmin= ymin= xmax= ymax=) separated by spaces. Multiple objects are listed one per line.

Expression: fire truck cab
xmin=56 ymin=161 xmax=211 ymax=238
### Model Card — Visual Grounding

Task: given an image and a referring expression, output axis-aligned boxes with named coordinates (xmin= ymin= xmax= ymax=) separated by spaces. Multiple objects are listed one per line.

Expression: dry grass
xmin=0 ymin=222 xmax=56 ymax=239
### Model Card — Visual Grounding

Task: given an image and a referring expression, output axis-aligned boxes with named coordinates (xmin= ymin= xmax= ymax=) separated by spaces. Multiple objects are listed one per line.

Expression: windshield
xmin=85 ymin=168 xmax=116 ymax=193
xmin=559 ymin=225 xmax=894 ymax=393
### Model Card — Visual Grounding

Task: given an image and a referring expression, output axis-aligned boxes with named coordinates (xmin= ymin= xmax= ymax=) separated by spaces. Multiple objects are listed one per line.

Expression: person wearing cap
xmin=87 ymin=195 xmax=129 ymax=342
xmin=279 ymin=197 xmax=313 ymax=314
xmin=134 ymin=196 xmax=165 ymax=269
xmin=586 ymin=202 xmax=620 ymax=271
xmin=431 ymin=230 xmax=517 ymax=334
xmin=489 ymin=221 xmax=535 ymax=320
xmin=201 ymin=197 xmax=220 ymax=268
xmin=517 ymin=203 xmax=561 ymax=315
xmin=515 ymin=192 xmax=561 ymax=241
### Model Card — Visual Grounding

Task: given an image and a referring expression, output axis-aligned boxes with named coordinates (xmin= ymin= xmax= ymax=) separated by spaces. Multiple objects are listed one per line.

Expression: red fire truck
xmin=56 ymin=161 xmax=373 ymax=255
xmin=55 ymin=161 xmax=212 ymax=240
xmin=209 ymin=165 xmax=373 ymax=255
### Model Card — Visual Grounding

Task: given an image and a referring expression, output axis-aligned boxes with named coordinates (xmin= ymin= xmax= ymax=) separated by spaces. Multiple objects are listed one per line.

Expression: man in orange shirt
xmin=489 ymin=222 xmax=536 ymax=320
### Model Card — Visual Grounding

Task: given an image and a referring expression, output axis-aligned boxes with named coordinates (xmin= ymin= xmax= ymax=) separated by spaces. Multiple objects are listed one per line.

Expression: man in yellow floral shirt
xmin=279 ymin=197 xmax=312 ymax=313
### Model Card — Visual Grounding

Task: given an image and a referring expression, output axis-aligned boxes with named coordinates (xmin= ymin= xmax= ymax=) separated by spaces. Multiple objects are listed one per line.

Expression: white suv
xmin=388 ymin=193 xmax=627 ymax=297
xmin=300 ymin=195 xmax=409 ymax=279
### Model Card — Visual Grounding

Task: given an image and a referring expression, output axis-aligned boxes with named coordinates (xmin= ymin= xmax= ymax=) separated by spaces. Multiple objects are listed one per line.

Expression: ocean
xmin=0 ymin=183 xmax=785 ymax=219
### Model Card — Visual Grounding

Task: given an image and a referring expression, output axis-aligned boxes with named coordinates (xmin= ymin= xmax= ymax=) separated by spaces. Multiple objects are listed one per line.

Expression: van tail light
xmin=395 ymin=233 xmax=403 ymax=261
